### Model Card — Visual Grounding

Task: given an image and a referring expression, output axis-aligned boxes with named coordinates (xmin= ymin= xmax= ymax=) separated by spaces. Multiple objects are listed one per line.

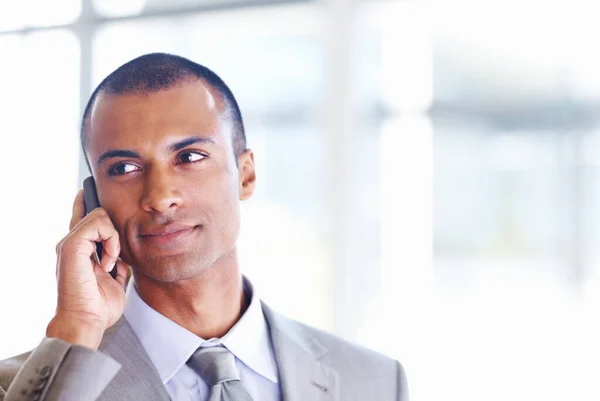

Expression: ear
xmin=238 ymin=149 xmax=256 ymax=201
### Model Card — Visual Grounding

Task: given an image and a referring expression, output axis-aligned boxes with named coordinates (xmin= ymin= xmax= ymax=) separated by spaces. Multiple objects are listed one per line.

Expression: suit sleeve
xmin=396 ymin=360 xmax=409 ymax=401
xmin=2 ymin=337 xmax=121 ymax=401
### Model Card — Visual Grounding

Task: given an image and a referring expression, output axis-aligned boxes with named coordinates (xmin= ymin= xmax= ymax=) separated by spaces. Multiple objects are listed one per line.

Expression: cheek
xmin=103 ymin=197 xmax=139 ymax=248
xmin=196 ymin=164 xmax=239 ymax=204
xmin=219 ymin=187 xmax=242 ymax=235
xmin=105 ymin=208 xmax=128 ymax=234
xmin=217 ymin=171 xmax=240 ymax=210
xmin=202 ymin=171 xmax=241 ymax=228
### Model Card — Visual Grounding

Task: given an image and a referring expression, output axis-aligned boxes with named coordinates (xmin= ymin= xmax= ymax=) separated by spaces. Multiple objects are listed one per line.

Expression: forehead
xmin=87 ymin=80 xmax=229 ymax=153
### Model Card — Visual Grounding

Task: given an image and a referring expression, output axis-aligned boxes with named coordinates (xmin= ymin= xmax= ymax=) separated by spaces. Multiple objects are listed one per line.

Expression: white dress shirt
xmin=123 ymin=279 xmax=280 ymax=401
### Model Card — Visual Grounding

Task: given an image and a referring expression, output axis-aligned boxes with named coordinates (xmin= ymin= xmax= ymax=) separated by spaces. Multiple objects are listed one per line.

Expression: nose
xmin=140 ymin=165 xmax=183 ymax=214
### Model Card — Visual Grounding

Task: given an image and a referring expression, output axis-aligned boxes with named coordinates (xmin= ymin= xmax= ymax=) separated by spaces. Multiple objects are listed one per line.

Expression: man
xmin=0 ymin=53 xmax=407 ymax=401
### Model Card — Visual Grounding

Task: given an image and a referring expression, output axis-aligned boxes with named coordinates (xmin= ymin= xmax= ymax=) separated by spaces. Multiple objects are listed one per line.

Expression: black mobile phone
xmin=83 ymin=176 xmax=117 ymax=279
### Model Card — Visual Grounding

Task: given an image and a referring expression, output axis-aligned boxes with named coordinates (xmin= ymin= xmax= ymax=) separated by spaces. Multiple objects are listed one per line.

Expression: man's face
xmin=86 ymin=79 xmax=255 ymax=282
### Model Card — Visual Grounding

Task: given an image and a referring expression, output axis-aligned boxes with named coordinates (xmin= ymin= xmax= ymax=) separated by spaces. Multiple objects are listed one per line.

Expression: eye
xmin=177 ymin=151 xmax=207 ymax=164
xmin=108 ymin=162 xmax=140 ymax=176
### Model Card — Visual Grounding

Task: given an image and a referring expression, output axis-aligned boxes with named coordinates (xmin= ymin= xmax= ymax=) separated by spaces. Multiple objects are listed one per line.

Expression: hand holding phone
xmin=83 ymin=177 xmax=117 ymax=279
xmin=47 ymin=178 xmax=127 ymax=349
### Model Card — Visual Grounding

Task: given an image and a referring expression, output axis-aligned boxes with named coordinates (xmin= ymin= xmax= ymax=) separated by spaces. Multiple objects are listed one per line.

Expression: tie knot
xmin=187 ymin=346 xmax=240 ymax=387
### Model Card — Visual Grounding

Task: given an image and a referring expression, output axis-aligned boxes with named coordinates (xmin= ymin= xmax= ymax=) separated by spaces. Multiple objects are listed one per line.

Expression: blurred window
xmin=0 ymin=30 xmax=80 ymax=356
xmin=93 ymin=0 xmax=309 ymax=17
xmin=0 ymin=0 xmax=81 ymax=31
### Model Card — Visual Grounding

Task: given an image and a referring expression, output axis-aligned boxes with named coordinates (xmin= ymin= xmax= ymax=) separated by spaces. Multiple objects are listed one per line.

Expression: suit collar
xmin=262 ymin=302 xmax=339 ymax=401
xmin=97 ymin=317 xmax=170 ymax=401
xmin=123 ymin=278 xmax=278 ymax=385
xmin=94 ymin=300 xmax=339 ymax=401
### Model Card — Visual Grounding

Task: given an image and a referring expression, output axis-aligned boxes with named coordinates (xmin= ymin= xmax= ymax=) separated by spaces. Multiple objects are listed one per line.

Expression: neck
xmin=133 ymin=251 xmax=247 ymax=339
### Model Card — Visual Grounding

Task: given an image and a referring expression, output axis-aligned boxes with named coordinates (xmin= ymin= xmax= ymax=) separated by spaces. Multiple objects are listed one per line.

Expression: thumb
xmin=114 ymin=259 xmax=132 ymax=289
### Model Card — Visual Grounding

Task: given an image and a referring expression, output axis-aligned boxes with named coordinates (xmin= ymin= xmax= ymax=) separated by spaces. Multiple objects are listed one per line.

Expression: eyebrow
xmin=97 ymin=149 xmax=140 ymax=166
xmin=169 ymin=136 xmax=216 ymax=152
xmin=96 ymin=135 xmax=216 ymax=166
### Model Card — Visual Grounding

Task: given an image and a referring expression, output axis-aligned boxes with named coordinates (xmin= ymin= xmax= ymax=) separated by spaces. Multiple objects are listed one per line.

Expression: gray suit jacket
xmin=0 ymin=303 xmax=407 ymax=400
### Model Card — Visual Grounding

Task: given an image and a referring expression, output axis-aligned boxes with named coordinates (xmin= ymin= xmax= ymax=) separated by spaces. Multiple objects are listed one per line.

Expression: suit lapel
xmin=262 ymin=303 xmax=338 ymax=401
xmin=97 ymin=318 xmax=170 ymax=401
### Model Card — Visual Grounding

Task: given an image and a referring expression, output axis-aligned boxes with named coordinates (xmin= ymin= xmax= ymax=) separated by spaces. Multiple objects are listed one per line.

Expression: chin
xmin=133 ymin=253 xmax=212 ymax=283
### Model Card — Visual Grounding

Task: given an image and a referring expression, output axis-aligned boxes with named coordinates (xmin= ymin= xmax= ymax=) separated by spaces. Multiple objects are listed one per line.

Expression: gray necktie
xmin=187 ymin=346 xmax=254 ymax=401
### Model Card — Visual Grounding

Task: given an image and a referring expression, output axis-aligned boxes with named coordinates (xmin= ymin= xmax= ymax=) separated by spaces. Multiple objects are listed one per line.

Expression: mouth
xmin=139 ymin=223 xmax=201 ymax=249
xmin=141 ymin=222 xmax=196 ymax=237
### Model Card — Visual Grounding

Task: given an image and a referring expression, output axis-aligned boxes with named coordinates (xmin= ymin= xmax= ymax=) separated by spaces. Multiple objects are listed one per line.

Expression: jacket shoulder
xmin=0 ymin=351 xmax=32 ymax=390
xmin=297 ymin=319 xmax=398 ymax=372
xmin=264 ymin=303 xmax=400 ymax=374
xmin=264 ymin=306 xmax=408 ymax=399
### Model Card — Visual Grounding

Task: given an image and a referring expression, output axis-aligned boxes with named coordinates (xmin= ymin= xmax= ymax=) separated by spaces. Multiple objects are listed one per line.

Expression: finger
xmin=113 ymin=260 xmax=131 ymax=289
xmin=100 ymin=237 xmax=120 ymax=274
xmin=68 ymin=206 xmax=109 ymax=235
xmin=70 ymin=189 xmax=86 ymax=231
xmin=69 ymin=213 xmax=120 ymax=271
xmin=100 ymin=239 xmax=120 ymax=275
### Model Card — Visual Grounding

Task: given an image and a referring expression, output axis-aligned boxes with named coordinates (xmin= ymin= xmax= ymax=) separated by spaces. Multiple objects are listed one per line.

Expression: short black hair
xmin=80 ymin=52 xmax=246 ymax=171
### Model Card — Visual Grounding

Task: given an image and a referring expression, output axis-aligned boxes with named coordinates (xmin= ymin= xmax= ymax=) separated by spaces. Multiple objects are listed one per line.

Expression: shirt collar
xmin=123 ymin=277 xmax=278 ymax=385
xmin=220 ymin=279 xmax=278 ymax=383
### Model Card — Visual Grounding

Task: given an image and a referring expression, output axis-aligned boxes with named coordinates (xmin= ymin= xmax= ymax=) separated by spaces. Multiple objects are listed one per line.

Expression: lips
xmin=140 ymin=222 xmax=195 ymax=237
xmin=139 ymin=222 xmax=199 ymax=249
